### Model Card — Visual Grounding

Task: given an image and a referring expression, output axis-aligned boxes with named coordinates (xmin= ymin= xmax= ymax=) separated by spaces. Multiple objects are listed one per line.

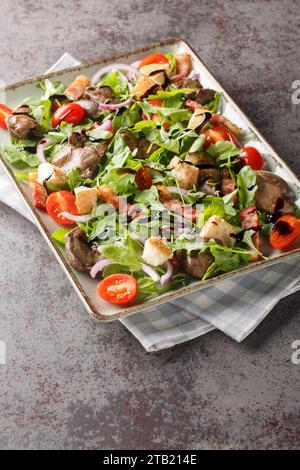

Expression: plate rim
xmin=1 ymin=37 xmax=300 ymax=321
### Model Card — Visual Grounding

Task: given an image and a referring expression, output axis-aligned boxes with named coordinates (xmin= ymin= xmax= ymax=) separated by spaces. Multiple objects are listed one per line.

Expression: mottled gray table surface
xmin=0 ymin=0 xmax=300 ymax=450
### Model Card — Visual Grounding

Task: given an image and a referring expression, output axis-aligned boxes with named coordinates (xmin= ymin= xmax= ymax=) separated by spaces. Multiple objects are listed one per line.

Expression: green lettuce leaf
xmin=101 ymin=234 xmax=143 ymax=271
xmin=237 ymin=165 xmax=257 ymax=209
xmin=51 ymin=228 xmax=70 ymax=246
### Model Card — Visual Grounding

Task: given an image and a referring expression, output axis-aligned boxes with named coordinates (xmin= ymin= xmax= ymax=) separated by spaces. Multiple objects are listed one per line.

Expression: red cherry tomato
xmin=97 ymin=274 xmax=138 ymax=305
xmin=52 ymin=103 xmax=85 ymax=128
xmin=269 ymin=215 xmax=300 ymax=250
xmin=46 ymin=190 xmax=78 ymax=225
xmin=0 ymin=104 xmax=12 ymax=129
xmin=139 ymin=53 xmax=169 ymax=69
xmin=135 ymin=167 xmax=153 ymax=190
xmin=203 ymin=124 xmax=237 ymax=149
xmin=239 ymin=146 xmax=265 ymax=170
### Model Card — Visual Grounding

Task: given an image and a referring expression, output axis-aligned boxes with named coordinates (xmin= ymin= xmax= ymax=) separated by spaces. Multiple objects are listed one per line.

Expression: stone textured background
xmin=0 ymin=0 xmax=300 ymax=450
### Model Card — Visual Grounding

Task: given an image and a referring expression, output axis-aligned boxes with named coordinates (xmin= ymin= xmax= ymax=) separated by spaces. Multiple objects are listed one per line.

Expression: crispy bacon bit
xmin=64 ymin=75 xmax=90 ymax=101
xmin=221 ymin=177 xmax=236 ymax=196
xmin=157 ymin=185 xmax=199 ymax=222
xmin=97 ymin=184 xmax=140 ymax=218
xmin=240 ymin=205 xmax=259 ymax=231
xmin=30 ymin=182 xmax=47 ymax=211
xmin=185 ymin=100 xmax=208 ymax=112
xmin=210 ymin=114 xmax=243 ymax=137
xmin=249 ymin=231 xmax=263 ymax=261
xmin=97 ymin=184 xmax=122 ymax=210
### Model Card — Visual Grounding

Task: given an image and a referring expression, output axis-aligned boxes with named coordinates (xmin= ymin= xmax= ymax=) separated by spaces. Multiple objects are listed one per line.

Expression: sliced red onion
xmin=37 ymin=136 xmax=56 ymax=163
xmin=98 ymin=98 xmax=132 ymax=111
xmin=141 ymin=263 xmax=160 ymax=282
xmin=130 ymin=60 xmax=141 ymax=69
xmin=188 ymin=70 xmax=200 ymax=81
xmin=129 ymin=231 xmax=146 ymax=243
xmin=167 ymin=186 xmax=188 ymax=195
xmin=90 ymin=258 xmax=113 ymax=278
xmin=126 ymin=61 xmax=141 ymax=80
xmin=160 ymin=261 xmax=173 ymax=285
xmin=59 ymin=211 xmax=94 ymax=223
xmin=91 ymin=63 xmax=141 ymax=85
xmin=98 ymin=119 xmax=113 ymax=132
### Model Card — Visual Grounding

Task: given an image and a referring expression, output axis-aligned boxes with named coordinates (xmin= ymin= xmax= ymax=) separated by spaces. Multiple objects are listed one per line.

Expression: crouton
xmin=200 ymin=215 xmax=237 ymax=247
xmin=142 ymin=237 xmax=173 ymax=267
xmin=74 ymin=186 xmax=97 ymax=215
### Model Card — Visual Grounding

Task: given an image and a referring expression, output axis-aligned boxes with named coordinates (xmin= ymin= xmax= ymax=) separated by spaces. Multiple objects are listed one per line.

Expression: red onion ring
xmin=160 ymin=261 xmax=173 ymax=285
xmin=141 ymin=263 xmax=160 ymax=282
xmin=167 ymin=186 xmax=188 ymax=195
xmin=98 ymin=98 xmax=132 ymax=111
xmin=90 ymin=258 xmax=113 ymax=278
xmin=129 ymin=231 xmax=146 ymax=243
xmin=91 ymin=63 xmax=141 ymax=85
xmin=97 ymin=119 xmax=113 ymax=132
xmin=59 ymin=211 xmax=94 ymax=223
xmin=188 ymin=70 xmax=200 ymax=81
xmin=37 ymin=136 xmax=56 ymax=163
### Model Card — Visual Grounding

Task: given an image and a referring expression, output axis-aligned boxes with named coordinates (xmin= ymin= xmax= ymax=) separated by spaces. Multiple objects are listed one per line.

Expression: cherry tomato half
xmin=0 ymin=104 xmax=12 ymax=129
xmin=52 ymin=103 xmax=85 ymax=128
xmin=46 ymin=190 xmax=78 ymax=225
xmin=135 ymin=167 xmax=153 ymax=190
xmin=269 ymin=215 xmax=300 ymax=250
xmin=139 ymin=53 xmax=169 ymax=69
xmin=97 ymin=274 xmax=138 ymax=305
xmin=239 ymin=146 xmax=265 ymax=170
xmin=203 ymin=124 xmax=237 ymax=149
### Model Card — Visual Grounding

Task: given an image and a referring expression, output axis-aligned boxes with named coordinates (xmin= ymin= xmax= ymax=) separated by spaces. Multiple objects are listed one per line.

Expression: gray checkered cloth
xmin=1 ymin=54 xmax=300 ymax=352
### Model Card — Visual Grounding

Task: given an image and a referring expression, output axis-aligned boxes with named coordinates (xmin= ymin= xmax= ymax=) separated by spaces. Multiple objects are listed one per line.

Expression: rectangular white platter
xmin=1 ymin=38 xmax=300 ymax=321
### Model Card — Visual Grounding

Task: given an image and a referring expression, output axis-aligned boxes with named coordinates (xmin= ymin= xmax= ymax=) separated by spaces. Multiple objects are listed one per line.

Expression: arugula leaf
xmin=1 ymin=145 xmax=39 ymax=169
xmin=207 ymin=141 xmax=240 ymax=167
xmin=135 ymin=186 xmax=159 ymax=205
xmin=37 ymin=79 xmax=64 ymax=100
xmin=188 ymin=134 xmax=205 ymax=153
xmin=136 ymin=272 xmax=189 ymax=301
xmin=165 ymin=53 xmax=176 ymax=73
xmin=101 ymin=234 xmax=143 ymax=271
xmin=13 ymin=168 xmax=35 ymax=181
xmin=198 ymin=197 xmax=225 ymax=227
xmin=51 ymin=228 xmax=70 ymax=246
xmin=89 ymin=212 xmax=118 ymax=241
xmin=148 ymin=88 xmax=195 ymax=100
xmin=67 ymin=168 xmax=79 ymax=191
xmin=102 ymin=169 xmax=136 ymax=195
xmin=205 ymin=92 xmax=221 ymax=114
xmin=242 ymin=230 xmax=268 ymax=260
xmin=131 ymin=120 xmax=157 ymax=132
xmin=202 ymin=243 xmax=251 ymax=280
xmin=99 ymin=70 xmax=128 ymax=97
xmin=237 ymin=165 xmax=257 ymax=209
xmin=139 ymin=101 xmax=191 ymax=123
xmin=86 ymin=127 xmax=112 ymax=141
xmin=112 ymin=108 xmax=141 ymax=131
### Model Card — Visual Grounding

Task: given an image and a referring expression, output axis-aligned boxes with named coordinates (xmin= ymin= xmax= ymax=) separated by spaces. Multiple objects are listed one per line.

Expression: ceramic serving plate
xmin=1 ymin=38 xmax=300 ymax=321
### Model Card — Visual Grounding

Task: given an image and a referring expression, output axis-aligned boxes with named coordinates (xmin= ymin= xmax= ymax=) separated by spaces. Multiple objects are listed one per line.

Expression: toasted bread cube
xmin=74 ymin=186 xmax=97 ymax=215
xmin=142 ymin=237 xmax=173 ymax=267
xmin=200 ymin=215 xmax=237 ymax=247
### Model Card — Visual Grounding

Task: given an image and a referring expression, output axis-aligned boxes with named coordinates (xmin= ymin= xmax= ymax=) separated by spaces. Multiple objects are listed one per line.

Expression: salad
xmin=1 ymin=50 xmax=300 ymax=306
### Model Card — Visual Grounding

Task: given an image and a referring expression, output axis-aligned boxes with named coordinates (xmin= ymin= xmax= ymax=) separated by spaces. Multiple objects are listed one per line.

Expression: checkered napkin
xmin=1 ymin=53 xmax=300 ymax=352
